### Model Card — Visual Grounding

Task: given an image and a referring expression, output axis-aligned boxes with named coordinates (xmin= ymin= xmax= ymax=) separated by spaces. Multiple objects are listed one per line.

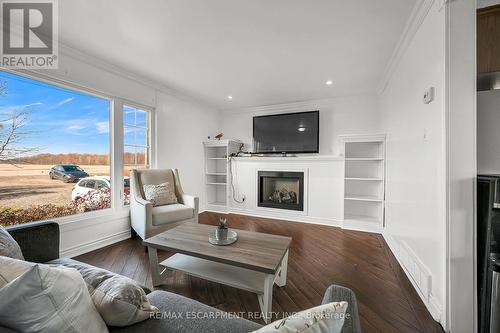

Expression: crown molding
xmin=220 ymin=94 xmax=378 ymax=115
xmin=377 ymin=0 xmax=436 ymax=95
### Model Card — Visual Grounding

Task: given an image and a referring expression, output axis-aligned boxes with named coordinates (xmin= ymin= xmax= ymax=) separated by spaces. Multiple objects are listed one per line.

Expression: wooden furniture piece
xmin=340 ymin=134 xmax=386 ymax=233
xmin=143 ymin=223 xmax=292 ymax=323
xmin=203 ymin=139 xmax=241 ymax=213
xmin=478 ymin=5 xmax=500 ymax=73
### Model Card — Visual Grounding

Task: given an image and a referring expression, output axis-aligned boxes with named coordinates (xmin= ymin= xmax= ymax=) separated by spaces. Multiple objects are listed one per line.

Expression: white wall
xmin=379 ymin=0 xmax=447 ymax=326
xmin=478 ymin=90 xmax=500 ymax=174
xmin=219 ymin=95 xmax=380 ymax=156
xmin=155 ymin=92 xmax=219 ymax=208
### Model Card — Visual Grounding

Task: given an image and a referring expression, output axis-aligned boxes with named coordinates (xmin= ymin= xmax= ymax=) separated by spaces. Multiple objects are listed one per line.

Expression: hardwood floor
xmin=76 ymin=212 xmax=444 ymax=333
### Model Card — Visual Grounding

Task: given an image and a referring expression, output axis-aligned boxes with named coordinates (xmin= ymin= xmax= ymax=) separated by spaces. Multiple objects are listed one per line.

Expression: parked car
xmin=71 ymin=176 xmax=130 ymax=201
xmin=49 ymin=164 xmax=89 ymax=183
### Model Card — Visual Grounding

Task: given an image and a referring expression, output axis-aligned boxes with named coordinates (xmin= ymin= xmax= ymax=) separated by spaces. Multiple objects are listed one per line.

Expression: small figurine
xmin=215 ymin=133 xmax=224 ymax=140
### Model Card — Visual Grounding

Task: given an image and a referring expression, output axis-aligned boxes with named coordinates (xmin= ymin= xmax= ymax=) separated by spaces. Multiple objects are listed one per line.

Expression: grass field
xmin=0 ymin=164 xmax=110 ymax=209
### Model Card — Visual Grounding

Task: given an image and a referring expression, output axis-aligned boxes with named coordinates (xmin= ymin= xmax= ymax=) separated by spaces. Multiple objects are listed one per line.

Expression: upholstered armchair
xmin=130 ymin=169 xmax=199 ymax=240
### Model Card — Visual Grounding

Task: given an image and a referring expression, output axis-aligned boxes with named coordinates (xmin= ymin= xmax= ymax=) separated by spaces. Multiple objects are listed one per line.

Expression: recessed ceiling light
xmin=325 ymin=80 xmax=333 ymax=86
xmin=298 ymin=126 xmax=306 ymax=132
xmin=227 ymin=95 xmax=233 ymax=100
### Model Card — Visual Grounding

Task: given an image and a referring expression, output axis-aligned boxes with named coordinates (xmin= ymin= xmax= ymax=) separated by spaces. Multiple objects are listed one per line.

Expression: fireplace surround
xmin=258 ymin=171 xmax=304 ymax=211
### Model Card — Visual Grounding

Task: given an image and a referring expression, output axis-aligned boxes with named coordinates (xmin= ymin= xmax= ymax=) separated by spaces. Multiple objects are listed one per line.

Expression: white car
xmin=71 ymin=176 xmax=130 ymax=201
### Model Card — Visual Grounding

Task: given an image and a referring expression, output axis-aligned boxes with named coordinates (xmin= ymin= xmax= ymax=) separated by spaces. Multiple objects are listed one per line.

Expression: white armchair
xmin=130 ymin=168 xmax=199 ymax=240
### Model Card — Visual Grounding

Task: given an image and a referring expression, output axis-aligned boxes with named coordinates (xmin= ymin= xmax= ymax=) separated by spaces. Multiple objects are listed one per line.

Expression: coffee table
xmin=143 ymin=223 xmax=292 ymax=323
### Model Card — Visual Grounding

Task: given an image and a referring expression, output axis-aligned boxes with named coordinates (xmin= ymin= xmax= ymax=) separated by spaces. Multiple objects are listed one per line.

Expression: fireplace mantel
xmin=233 ymin=155 xmax=344 ymax=162
xmin=222 ymin=156 xmax=345 ymax=227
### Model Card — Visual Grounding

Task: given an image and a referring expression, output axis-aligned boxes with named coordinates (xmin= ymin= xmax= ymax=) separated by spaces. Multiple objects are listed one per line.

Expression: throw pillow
xmin=0 ymin=264 xmax=108 ymax=333
xmin=53 ymin=259 xmax=158 ymax=327
xmin=252 ymin=302 xmax=348 ymax=333
xmin=0 ymin=226 xmax=24 ymax=260
xmin=143 ymin=182 xmax=178 ymax=206
xmin=0 ymin=255 xmax=35 ymax=288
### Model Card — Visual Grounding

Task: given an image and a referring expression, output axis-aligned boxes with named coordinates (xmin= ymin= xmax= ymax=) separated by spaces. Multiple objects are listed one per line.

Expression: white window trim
xmin=0 ymin=69 xmax=156 ymax=225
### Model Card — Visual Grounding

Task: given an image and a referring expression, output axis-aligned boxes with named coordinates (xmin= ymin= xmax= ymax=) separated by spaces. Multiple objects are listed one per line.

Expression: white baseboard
xmin=60 ymin=229 xmax=131 ymax=258
xmin=382 ymin=231 xmax=444 ymax=326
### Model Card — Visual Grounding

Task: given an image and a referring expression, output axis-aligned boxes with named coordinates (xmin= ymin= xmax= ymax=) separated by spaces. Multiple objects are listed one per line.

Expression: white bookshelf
xmin=203 ymin=140 xmax=241 ymax=212
xmin=340 ymin=134 xmax=386 ymax=233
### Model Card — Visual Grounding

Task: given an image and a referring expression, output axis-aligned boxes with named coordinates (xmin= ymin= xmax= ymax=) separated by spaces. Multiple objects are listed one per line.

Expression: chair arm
xmin=6 ymin=221 xmax=60 ymax=263
xmin=181 ymin=194 xmax=199 ymax=213
xmin=322 ymin=285 xmax=362 ymax=333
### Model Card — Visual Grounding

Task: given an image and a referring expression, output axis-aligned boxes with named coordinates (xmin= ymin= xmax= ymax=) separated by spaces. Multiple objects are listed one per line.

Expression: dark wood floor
xmin=76 ymin=212 xmax=444 ymax=333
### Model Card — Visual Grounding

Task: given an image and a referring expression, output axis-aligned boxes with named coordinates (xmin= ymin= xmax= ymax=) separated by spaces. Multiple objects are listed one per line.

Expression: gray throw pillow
xmin=0 ymin=263 xmax=108 ymax=333
xmin=53 ymin=259 xmax=158 ymax=327
xmin=143 ymin=182 xmax=178 ymax=206
xmin=0 ymin=226 xmax=24 ymax=260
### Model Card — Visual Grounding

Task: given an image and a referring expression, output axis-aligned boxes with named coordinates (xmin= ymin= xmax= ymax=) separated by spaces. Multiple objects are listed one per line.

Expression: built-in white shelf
xmin=344 ymin=214 xmax=380 ymax=224
xmin=344 ymin=194 xmax=383 ymax=202
xmin=204 ymin=140 xmax=241 ymax=213
xmin=345 ymin=177 xmax=383 ymax=181
xmin=345 ymin=158 xmax=384 ymax=161
xmin=340 ymin=134 xmax=386 ymax=233
xmin=207 ymin=201 xmax=227 ymax=207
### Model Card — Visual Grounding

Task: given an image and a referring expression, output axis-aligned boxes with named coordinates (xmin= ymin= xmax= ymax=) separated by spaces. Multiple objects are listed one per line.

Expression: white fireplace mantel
xmin=223 ymin=155 xmax=345 ymax=227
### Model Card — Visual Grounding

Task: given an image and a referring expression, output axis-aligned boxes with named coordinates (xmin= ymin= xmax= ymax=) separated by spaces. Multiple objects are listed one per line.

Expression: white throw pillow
xmin=252 ymin=302 xmax=348 ymax=333
xmin=0 ymin=255 xmax=35 ymax=288
xmin=143 ymin=182 xmax=178 ymax=206
xmin=0 ymin=264 xmax=109 ymax=333
xmin=0 ymin=226 xmax=24 ymax=260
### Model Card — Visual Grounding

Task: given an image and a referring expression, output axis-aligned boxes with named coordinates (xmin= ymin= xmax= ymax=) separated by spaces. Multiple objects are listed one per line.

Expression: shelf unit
xmin=340 ymin=134 xmax=386 ymax=233
xmin=203 ymin=140 xmax=241 ymax=212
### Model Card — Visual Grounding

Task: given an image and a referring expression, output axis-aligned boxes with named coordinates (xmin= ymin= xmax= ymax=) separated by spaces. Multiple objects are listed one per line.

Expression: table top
xmin=143 ymin=223 xmax=292 ymax=274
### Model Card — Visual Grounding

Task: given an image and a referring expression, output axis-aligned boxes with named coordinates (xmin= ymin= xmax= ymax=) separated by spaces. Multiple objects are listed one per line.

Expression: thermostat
xmin=423 ymin=87 xmax=435 ymax=104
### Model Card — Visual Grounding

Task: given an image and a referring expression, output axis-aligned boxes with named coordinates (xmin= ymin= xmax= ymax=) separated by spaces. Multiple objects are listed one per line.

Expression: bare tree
xmin=0 ymin=82 xmax=41 ymax=162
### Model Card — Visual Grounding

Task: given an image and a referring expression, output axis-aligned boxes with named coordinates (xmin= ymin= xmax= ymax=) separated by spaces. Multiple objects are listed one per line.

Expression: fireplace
xmin=258 ymin=171 xmax=304 ymax=211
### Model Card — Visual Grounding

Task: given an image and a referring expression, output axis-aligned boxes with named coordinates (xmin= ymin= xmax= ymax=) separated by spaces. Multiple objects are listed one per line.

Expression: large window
xmin=0 ymin=71 xmax=153 ymax=226
xmin=123 ymin=105 xmax=151 ymax=205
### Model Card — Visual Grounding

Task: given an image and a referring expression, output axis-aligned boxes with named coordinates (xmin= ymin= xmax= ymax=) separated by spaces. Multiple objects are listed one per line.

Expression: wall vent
xmin=398 ymin=241 xmax=432 ymax=301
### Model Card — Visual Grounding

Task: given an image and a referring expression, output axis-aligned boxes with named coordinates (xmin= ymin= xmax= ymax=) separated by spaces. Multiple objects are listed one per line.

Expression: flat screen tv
xmin=253 ymin=111 xmax=319 ymax=154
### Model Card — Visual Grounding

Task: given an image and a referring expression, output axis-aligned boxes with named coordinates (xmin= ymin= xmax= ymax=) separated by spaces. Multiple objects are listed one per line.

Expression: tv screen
xmin=253 ymin=111 xmax=319 ymax=154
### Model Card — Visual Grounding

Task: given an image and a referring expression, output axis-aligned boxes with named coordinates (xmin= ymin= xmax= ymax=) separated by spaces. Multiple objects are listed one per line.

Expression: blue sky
xmin=0 ymin=71 xmax=111 ymax=154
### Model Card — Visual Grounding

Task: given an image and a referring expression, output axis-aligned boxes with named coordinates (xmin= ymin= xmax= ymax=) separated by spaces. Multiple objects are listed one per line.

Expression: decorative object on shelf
xmin=215 ymin=133 xmax=224 ymax=140
xmin=216 ymin=218 xmax=228 ymax=240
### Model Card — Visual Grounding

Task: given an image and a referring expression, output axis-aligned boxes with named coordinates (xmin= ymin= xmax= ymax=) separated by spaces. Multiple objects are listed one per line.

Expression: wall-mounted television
xmin=253 ymin=111 xmax=319 ymax=154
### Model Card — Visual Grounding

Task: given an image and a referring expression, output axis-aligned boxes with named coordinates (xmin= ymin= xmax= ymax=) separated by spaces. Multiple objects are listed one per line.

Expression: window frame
xmin=0 ymin=69 xmax=156 ymax=225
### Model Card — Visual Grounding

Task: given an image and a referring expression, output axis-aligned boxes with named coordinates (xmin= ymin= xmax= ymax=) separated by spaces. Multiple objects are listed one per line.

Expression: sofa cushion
xmin=143 ymin=182 xmax=178 ymax=206
xmin=0 ymin=226 xmax=24 ymax=260
xmin=109 ymin=290 xmax=262 ymax=333
xmin=151 ymin=204 xmax=194 ymax=226
xmin=0 ymin=255 xmax=35 ymax=288
xmin=0 ymin=264 xmax=108 ymax=333
xmin=48 ymin=258 xmax=158 ymax=327
xmin=252 ymin=301 xmax=348 ymax=333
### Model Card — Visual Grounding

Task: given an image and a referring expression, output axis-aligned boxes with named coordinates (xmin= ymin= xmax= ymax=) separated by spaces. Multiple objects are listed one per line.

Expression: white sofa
xmin=130 ymin=169 xmax=199 ymax=240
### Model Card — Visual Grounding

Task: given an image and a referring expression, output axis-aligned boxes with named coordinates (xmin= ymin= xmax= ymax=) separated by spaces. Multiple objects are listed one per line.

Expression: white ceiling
xmin=59 ymin=0 xmax=417 ymax=109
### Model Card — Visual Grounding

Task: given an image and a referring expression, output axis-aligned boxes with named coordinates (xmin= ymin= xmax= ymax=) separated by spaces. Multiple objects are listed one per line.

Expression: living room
xmin=0 ymin=1 xmax=480 ymax=333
